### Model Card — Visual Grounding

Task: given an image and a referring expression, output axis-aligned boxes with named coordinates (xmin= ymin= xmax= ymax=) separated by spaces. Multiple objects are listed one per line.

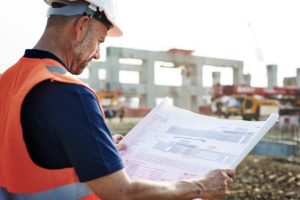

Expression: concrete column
xmin=212 ymin=71 xmax=221 ymax=86
xmin=191 ymin=96 xmax=198 ymax=112
xmin=140 ymin=53 xmax=156 ymax=107
xmin=296 ymin=68 xmax=300 ymax=88
xmin=233 ymin=63 xmax=244 ymax=85
xmin=88 ymin=65 xmax=100 ymax=91
xmin=179 ymin=66 xmax=191 ymax=110
xmin=106 ymin=48 xmax=120 ymax=91
xmin=196 ymin=61 xmax=204 ymax=106
xmin=267 ymin=64 xmax=278 ymax=88
xmin=243 ymin=74 xmax=251 ymax=86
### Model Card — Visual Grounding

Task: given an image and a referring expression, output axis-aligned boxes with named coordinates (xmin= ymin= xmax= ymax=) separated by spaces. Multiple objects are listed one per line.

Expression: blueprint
xmin=120 ymin=98 xmax=279 ymax=181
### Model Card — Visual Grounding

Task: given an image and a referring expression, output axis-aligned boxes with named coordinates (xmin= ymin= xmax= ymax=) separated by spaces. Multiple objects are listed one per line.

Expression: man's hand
xmin=112 ymin=134 xmax=127 ymax=150
xmin=195 ymin=169 xmax=235 ymax=200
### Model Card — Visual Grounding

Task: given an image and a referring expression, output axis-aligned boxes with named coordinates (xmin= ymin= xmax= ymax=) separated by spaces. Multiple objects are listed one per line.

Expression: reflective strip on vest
xmin=46 ymin=65 xmax=67 ymax=75
xmin=0 ymin=182 xmax=92 ymax=200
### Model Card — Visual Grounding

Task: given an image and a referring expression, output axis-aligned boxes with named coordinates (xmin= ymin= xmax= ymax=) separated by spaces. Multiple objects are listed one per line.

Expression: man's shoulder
xmin=23 ymin=80 xmax=98 ymax=111
xmin=36 ymin=79 xmax=94 ymax=96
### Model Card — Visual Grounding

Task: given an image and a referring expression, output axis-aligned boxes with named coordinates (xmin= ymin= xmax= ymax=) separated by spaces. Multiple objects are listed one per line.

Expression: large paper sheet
xmin=119 ymin=99 xmax=279 ymax=181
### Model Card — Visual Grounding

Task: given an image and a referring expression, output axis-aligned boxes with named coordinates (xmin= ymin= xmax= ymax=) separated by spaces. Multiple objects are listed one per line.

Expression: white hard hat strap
xmin=88 ymin=4 xmax=98 ymax=12
xmin=47 ymin=3 xmax=88 ymax=17
xmin=83 ymin=7 xmax=112 ymax=30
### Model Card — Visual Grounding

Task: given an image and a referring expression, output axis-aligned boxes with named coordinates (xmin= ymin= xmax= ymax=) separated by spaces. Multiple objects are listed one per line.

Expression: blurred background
xmin=1 ymin=0 xmax=300 ymax=199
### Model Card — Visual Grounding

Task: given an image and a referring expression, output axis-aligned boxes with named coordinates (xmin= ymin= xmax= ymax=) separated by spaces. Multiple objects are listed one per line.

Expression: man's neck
xmin=34 ymin=30 xmax=72 ymax=71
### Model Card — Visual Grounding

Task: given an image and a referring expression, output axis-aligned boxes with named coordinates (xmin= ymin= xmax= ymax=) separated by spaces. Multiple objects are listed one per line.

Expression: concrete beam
xmin=119 ymin=64 xmax=143 ymax=72
xmin=86 ymin=47 xmax=244 ymax=110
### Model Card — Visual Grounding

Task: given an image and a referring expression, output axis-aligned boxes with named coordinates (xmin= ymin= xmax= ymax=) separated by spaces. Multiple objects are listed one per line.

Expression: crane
xmin=248 ymin=22 xmax=265 ymax=64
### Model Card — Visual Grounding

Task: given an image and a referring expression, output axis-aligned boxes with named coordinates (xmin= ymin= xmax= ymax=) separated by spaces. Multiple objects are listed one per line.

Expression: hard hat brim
xmin=106 ymin=17 xmax=122 ymax=37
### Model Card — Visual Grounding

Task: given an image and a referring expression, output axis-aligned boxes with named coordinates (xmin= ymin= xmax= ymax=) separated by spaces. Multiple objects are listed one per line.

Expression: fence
xmin=262 ymin=125 xmax=300 ymax=157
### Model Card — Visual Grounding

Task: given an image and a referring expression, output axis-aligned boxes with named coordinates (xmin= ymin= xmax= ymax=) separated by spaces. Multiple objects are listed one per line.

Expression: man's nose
xmin=93 ymin=48 xmax=100 ymax=60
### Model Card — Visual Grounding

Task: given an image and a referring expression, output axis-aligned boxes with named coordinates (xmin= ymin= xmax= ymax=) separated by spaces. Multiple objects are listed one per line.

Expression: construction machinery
xmin=95 ymin=90 xmax=122 ymax=118
xmin=212 ymin=85 xmax=288 ymax=120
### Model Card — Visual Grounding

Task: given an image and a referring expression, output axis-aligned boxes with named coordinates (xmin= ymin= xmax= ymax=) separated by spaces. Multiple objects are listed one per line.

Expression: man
xmin=0 ymin=0 xmax=235 ymax=199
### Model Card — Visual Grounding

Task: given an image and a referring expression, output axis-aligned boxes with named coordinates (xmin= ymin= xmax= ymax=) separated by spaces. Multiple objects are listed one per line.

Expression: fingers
xmin=113 ymin=134 xmax=127 ymax=151
xmin=224 ymin=169 xmax=235 ymax=178
xmin=220 ymin=170 xmax=234 ymax=190
xmin=225 ymin=175 xmax=234 ymax=186
xmin=220 ymin=169 xmax=235 ymax=186
xmin=113 ymin=134 xmax=123 ymax=144
xmin=198 ymin=168 xmax=235 ymax=199
xmin=116 ymin=143 xmax=127 ymax=151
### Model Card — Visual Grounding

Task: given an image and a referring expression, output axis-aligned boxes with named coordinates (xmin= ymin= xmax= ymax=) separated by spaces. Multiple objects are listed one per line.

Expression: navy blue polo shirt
xmin=21 ymin=49 xmax=124 ymax=182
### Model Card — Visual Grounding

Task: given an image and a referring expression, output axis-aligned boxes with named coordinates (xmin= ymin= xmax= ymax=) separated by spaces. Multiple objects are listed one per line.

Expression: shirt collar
xmin=24 ymin=49 xmax=67 ymax=69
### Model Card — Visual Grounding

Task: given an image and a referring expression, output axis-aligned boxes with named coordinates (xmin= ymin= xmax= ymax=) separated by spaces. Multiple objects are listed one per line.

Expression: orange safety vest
xmin=0 ymin=57 xmax=102 ymax=199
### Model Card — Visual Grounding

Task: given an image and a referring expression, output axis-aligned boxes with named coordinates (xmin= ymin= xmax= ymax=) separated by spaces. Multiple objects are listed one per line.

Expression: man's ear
xmin=74 ymin=16 xmax=90 ymax=41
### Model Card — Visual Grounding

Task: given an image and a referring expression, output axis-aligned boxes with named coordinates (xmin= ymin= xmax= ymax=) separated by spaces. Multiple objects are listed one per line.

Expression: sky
xmin=1 ymin=0 xmax=300 ymax=87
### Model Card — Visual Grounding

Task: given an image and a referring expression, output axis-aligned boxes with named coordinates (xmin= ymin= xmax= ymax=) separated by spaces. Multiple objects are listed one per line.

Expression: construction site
xmin=1 ymin=0 xmax=300 ymax=199
xmin=85 ymin=46 xmax=300 ymax=199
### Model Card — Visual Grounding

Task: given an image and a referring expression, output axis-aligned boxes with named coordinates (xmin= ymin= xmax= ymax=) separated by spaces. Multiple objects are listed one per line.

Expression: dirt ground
xmin=107 ymin=119 xmax=300 ymax=200
xmin=225 ymin=155 xmax=300 ymax=200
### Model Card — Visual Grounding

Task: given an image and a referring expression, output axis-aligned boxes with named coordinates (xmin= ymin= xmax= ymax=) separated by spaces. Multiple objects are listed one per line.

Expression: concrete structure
xmin=212 ymin=72 xmax=221 ymax=86
xmin=282 ymin=68 xmax=300 ymax=87
xmin=296 ymin=68 xmax=300 ymax=87
xmin=283 ymin=77 xmax=297 ymax=87
xmin=243 ymin=74 xmax=251 ymax=86
xmin=267 ymin=64 xmax=278 ymax=88
xmin=81 ymin=47 xmax=244 ymax=111
xmin=297 ymin=68 xmax=300 ymax=87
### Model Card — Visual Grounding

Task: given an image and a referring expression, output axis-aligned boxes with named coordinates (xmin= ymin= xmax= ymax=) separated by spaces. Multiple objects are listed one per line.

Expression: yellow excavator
xmin=95 ymin=91 xmax=121 ymax=118
xmin=212 ymin=85 xmax=280 ymax=120
xmin=224 ymin=95 xmax=279 ymax=120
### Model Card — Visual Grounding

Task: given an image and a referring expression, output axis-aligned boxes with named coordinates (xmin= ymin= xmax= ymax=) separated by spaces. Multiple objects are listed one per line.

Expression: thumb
xmin=116 ymin=143 xmax=127 ymax=151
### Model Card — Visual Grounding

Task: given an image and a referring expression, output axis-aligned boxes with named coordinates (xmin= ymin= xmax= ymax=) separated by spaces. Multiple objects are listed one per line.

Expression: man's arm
xmin=86 ymin=168 xmax=234 ymax=200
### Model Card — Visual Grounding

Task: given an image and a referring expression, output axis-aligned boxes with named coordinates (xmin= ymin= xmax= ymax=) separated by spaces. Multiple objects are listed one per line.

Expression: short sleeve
xmin=21 ymin=80 xmax=124 ymax=182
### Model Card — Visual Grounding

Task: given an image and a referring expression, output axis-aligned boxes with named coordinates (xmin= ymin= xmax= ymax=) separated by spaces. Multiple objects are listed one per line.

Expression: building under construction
xmin=81 ymin=46 xmax=245 ymax=112
xmin=81 ymin=47 xmax=300 ymax=112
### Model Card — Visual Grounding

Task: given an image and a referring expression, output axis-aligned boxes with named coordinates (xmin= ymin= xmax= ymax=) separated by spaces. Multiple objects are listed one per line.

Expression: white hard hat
xmin=44 ymin=0 xmax=122 ymax=37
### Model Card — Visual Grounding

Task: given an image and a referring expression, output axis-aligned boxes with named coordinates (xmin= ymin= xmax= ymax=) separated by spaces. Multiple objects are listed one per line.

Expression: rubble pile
xmin=226 ymin=155 xmax=300 ymax=200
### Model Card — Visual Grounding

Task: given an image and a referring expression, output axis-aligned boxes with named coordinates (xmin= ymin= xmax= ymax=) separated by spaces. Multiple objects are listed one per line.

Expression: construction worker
xmin=0 ymin=0 xmax=235 ymax=199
